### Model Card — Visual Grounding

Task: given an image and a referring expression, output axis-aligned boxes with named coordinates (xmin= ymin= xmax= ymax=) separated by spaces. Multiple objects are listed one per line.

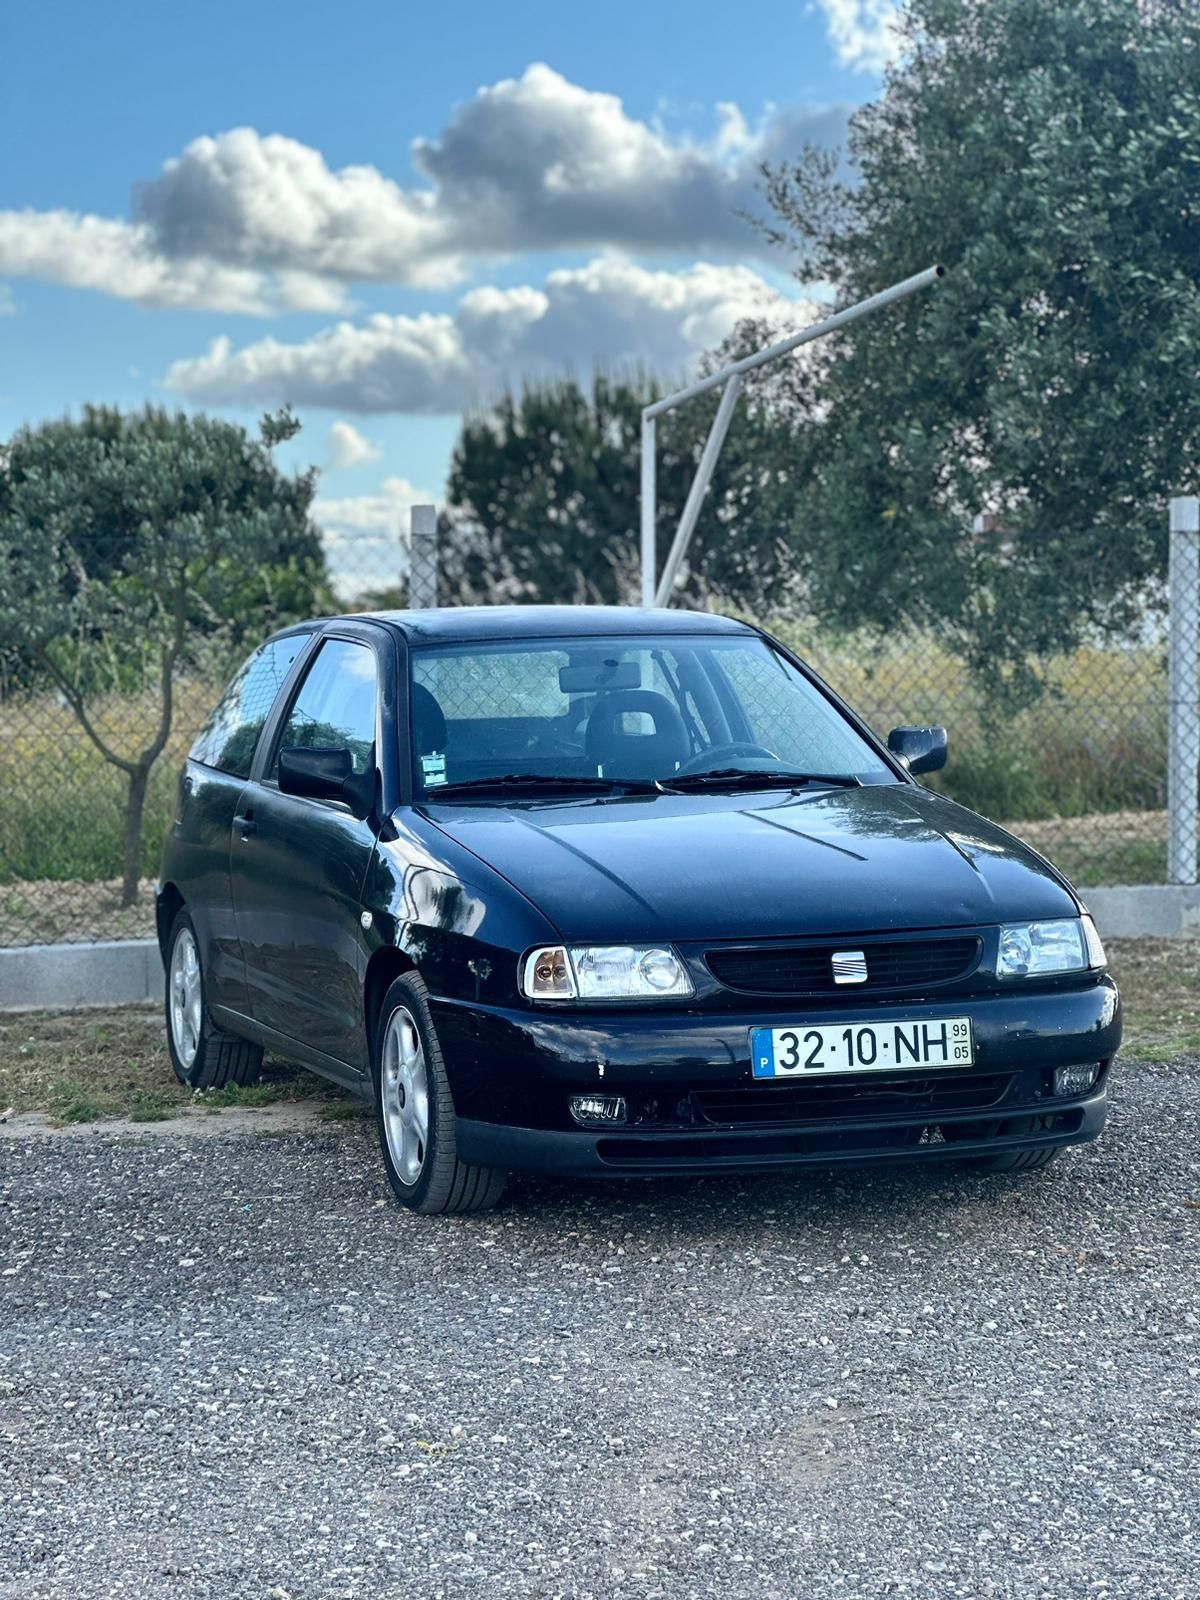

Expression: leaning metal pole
xmin=640 ymin=263 xmax=944 ymax=608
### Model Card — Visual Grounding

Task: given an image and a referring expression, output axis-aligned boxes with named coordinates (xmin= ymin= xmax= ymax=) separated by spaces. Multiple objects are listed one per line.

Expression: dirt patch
xmin=1105 ymin=935 xmax=1200 ymax=1060
xmin=0 ymin=1004 xmax=360 ymax=1125
xmin=1 ymin=877 xmax=158 ymax=946
xmin=1007 ymin=808 xmax=1166 ymax=850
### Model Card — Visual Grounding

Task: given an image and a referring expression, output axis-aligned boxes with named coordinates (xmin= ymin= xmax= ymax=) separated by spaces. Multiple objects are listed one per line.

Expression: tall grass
xmin=0 ymin=680 xmax=217 ymax=884
xmin=774 ymin=625 xmax=1167 ymax=822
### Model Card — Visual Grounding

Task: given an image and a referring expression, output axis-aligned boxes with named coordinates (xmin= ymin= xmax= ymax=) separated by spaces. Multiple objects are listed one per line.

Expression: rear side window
xmin=190 ymin=634 xmax=308 ymax=778
xmin=273 ymin=637 xmax=378 ymax=776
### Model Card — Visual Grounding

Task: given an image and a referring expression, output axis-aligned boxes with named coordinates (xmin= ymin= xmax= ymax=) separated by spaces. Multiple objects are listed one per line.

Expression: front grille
xmin=705 ymin=937 xmax=981 ymax=995
xmin=692 ymin=1071 xmax=1010 ymax=1127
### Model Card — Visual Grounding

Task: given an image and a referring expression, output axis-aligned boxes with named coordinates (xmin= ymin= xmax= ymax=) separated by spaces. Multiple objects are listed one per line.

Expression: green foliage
xmin=752 ymin=0 xmax=1200 ymax=680
xmin=0 ymin=405 xmax=329 ymax=687
xmin=443 ymin=372 xmax=792 ymax=608
xmin=0 ymin=405 xmax=328 ymax=903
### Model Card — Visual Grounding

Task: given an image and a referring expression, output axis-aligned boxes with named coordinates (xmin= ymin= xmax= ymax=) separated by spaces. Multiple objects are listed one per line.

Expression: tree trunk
xmin=120 ymin=763 xmax=150 ymax=908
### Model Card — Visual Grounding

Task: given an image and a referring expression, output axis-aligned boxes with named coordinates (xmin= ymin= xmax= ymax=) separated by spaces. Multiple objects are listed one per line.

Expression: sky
xmin=0 ymin=0 xmax=898 ymax=589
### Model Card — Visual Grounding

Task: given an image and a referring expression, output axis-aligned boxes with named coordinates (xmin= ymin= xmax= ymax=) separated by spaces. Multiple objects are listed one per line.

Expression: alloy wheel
xmin=169 ymin=927 xmax=202 ymax=1069
xmin=380 ymin=1006 xmax=430 ymax=1186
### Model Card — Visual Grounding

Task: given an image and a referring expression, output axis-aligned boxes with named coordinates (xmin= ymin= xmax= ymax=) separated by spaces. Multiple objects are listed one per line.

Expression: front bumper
xmin=433 ymin=976 xmax=1120 ymax=1178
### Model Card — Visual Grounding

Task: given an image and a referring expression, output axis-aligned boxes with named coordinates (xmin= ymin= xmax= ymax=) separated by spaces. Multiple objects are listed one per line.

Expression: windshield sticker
xmin=421 ymin=752 xmax=447 ymax=787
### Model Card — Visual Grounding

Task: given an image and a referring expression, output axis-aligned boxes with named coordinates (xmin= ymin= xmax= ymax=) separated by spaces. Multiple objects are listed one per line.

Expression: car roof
xmin=330 ymin=605 xmax=757 ymax=644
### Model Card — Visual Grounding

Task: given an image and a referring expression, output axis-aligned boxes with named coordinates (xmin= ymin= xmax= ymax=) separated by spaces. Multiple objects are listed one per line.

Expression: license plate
xmin=751 ymin=1017 xmax=974 ymax=1078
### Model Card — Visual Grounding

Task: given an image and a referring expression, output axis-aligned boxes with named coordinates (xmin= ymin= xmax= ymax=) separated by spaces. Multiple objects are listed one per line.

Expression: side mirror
xmin=278 ymin=745 xmax=375 ymax=819
xmin=887 ymin=725 xmax=948 ymax=777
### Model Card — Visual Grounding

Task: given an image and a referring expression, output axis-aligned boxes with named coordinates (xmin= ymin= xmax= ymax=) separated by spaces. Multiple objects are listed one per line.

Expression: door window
xmin=272 ymin=638 xmax=379 ymax=776
xmin=190 ymin=633 xmax=309 ymax=778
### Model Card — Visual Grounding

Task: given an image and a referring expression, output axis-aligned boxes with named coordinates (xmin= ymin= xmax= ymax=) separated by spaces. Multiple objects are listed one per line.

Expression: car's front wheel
xmin=165 ymin=908 xmax=264 ymax=1090
xmin=373 ymin=973 xmax=507 ymax=1215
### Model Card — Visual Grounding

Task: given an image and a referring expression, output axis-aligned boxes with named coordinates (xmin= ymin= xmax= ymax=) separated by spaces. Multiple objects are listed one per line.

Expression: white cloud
xmin=135 ymin=128 xmax=455 ymax=288
xmin=816 ymin=1 xmax=903 ymax=73
xmin=165 ymin=257 xmax=808 ymax=414
xmin=314 ymin=474 xmax=433 ymax=600
xmin=406 ymin=64 xmax=845 ymax=266
xmin=0 ymin=209 xmax=351 ymax=314
xmin=124 ymin=67 xmax=846 ymax=299
xmin=315 ymin=474 xmax=429 ymax=533
xmin=327 ymin=419 xmax=381 ymax=470
xmin=0 ymin=66 xmax=851 ymax=314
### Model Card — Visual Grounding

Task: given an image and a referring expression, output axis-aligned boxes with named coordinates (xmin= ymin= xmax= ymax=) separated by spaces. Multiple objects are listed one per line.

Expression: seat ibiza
xmin=158 ymin=607 xmax=1119 ymax=1213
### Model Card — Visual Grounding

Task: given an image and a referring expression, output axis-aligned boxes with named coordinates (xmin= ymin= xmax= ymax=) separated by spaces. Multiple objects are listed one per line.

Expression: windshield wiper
xmin=426 ymin=772 xmax=657 ymax=798
xmin=657 ymin=768 xmax=862 ymax=792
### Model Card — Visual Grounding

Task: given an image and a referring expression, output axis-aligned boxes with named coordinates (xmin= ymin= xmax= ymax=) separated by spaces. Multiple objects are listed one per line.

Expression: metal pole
xmin=654 ymin=374 xmax=742 ymax=607
xmin=637 ymin=263 xmax=943 ymax=606
xmin=1168 ymin=495 xmax=1199 ymax=884
xmin=643 ymin=264 xmax=944 ymax=421
xmin=409 ymin=502 xmax=438 ymax=610
xmin=640 ymin=414 xmax=656 ymax=608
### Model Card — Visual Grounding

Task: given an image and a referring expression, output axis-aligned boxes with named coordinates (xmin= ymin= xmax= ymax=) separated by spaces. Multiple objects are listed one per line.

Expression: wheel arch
xmin=156 ymin=882 xmax=185 ymax=963
xmin=364 ymin=946 xmax=419 ymax=1057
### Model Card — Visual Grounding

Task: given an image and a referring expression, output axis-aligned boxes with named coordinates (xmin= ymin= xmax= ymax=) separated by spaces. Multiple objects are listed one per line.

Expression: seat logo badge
xmin=832 ymin=950 xmax=868 ymax=985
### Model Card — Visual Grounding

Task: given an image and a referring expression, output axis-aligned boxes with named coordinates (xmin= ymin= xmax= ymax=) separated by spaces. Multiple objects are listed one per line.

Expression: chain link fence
xmin=0 ymin=505 xmax=1188 ymax=948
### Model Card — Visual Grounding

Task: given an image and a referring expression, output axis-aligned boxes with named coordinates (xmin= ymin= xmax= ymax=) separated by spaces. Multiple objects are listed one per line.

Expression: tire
xmin=164 ymin=907 xmax=264 ymax=1090
xmin=942 ymin=1115 xmax=1061 ymax=1174
xmin=373 ymin=972 xmax=507 ymax=1215
xmin=967 ymin=1145 xmax=1060 ymax=1174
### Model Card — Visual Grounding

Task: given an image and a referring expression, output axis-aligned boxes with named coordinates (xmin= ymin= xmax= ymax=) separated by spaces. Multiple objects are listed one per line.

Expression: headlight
xmin=996 ymin=916 xmax=1105 ymax=979
xmin=520 ymin=944 xmax=693 ymax=1001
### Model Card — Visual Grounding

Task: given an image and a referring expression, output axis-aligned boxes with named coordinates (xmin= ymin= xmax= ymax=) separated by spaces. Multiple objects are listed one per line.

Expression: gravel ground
xmin=2 ymin=1060 xmax=1198 ymax=1600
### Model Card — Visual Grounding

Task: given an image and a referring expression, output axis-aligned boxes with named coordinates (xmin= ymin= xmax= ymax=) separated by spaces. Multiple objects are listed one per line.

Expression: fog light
xmin=1054 ymin=1064 xmax=1099 ymax=1097
xmin=569 ymin=1094 xmax=627 ymax=1127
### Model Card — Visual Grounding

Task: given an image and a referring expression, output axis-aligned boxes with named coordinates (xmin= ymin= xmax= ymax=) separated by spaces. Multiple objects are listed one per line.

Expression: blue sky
xmin=0 ymin=0 xmax=896 ymax=585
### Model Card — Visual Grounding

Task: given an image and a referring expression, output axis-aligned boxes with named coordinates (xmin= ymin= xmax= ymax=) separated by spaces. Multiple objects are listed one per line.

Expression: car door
xmin=229 ymin=624 xmax=394 ymax=1074
xmin=173 ymin=629 xmax=314 ymax=1013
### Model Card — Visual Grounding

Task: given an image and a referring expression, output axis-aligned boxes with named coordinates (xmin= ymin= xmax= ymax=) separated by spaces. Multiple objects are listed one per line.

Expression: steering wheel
xmin=673 ymin=741 xmax=781 ymax=778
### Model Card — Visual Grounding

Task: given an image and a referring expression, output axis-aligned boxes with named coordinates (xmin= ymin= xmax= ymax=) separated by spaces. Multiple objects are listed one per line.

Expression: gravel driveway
xmin=3 ymin=1060 xmax=1198 ymax=1600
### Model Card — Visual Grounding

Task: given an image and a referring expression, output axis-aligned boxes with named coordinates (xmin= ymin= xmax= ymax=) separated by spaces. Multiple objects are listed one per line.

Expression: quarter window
xmin=273 ymin=638 xmax=378 ymax=776
xmin=190 ymin=633 xmax=308 ymax=779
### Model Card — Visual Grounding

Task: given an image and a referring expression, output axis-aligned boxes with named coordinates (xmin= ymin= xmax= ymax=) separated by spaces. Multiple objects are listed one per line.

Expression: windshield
xmin=408 ymin=632 xmax=896 ymax=798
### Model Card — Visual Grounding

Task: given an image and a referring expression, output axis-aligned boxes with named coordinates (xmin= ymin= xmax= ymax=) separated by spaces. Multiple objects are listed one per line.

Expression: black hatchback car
xmin=158 ymin=606 xmax=1119 ymax=1213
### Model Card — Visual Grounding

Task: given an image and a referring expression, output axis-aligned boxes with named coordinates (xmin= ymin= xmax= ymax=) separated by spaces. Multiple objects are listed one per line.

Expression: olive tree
xmin=748 ymin=0 xmax=1200 ymax=685
xmin=0 ymin=405 xmax=327 ymax=905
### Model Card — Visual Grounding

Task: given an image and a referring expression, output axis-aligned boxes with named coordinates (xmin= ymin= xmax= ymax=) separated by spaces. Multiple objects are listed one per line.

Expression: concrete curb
xmin=0 ymin=938 xmax=162 ymax=1011
xmin=1084 ymin=885 xmax=1200 ymax=941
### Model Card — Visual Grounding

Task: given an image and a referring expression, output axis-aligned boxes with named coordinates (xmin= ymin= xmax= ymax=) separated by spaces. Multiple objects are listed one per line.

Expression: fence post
xmin=1167 ymin=495 xmax=1200 ymax=884
xmin=408 ymin=503 xmax=438 ymax=609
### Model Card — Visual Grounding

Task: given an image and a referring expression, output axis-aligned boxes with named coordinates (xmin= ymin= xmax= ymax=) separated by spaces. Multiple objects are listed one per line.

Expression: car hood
xmin=420 ymin=784 xmax=1078 ymax=943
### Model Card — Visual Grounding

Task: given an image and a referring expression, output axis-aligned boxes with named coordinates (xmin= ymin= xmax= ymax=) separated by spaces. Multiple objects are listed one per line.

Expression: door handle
xmin=234 ymin=811 xmax=257 ymax=840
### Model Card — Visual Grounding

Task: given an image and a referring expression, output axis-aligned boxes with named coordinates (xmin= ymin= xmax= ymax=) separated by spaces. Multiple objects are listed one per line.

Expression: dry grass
xmin=0 ymin=1006 xmax=358 ymax=1124
xmin=1105 ymin=937 xmax=1200 ymax=1061
xmin=0 ymin=940 xmax=1194 ymax=1124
